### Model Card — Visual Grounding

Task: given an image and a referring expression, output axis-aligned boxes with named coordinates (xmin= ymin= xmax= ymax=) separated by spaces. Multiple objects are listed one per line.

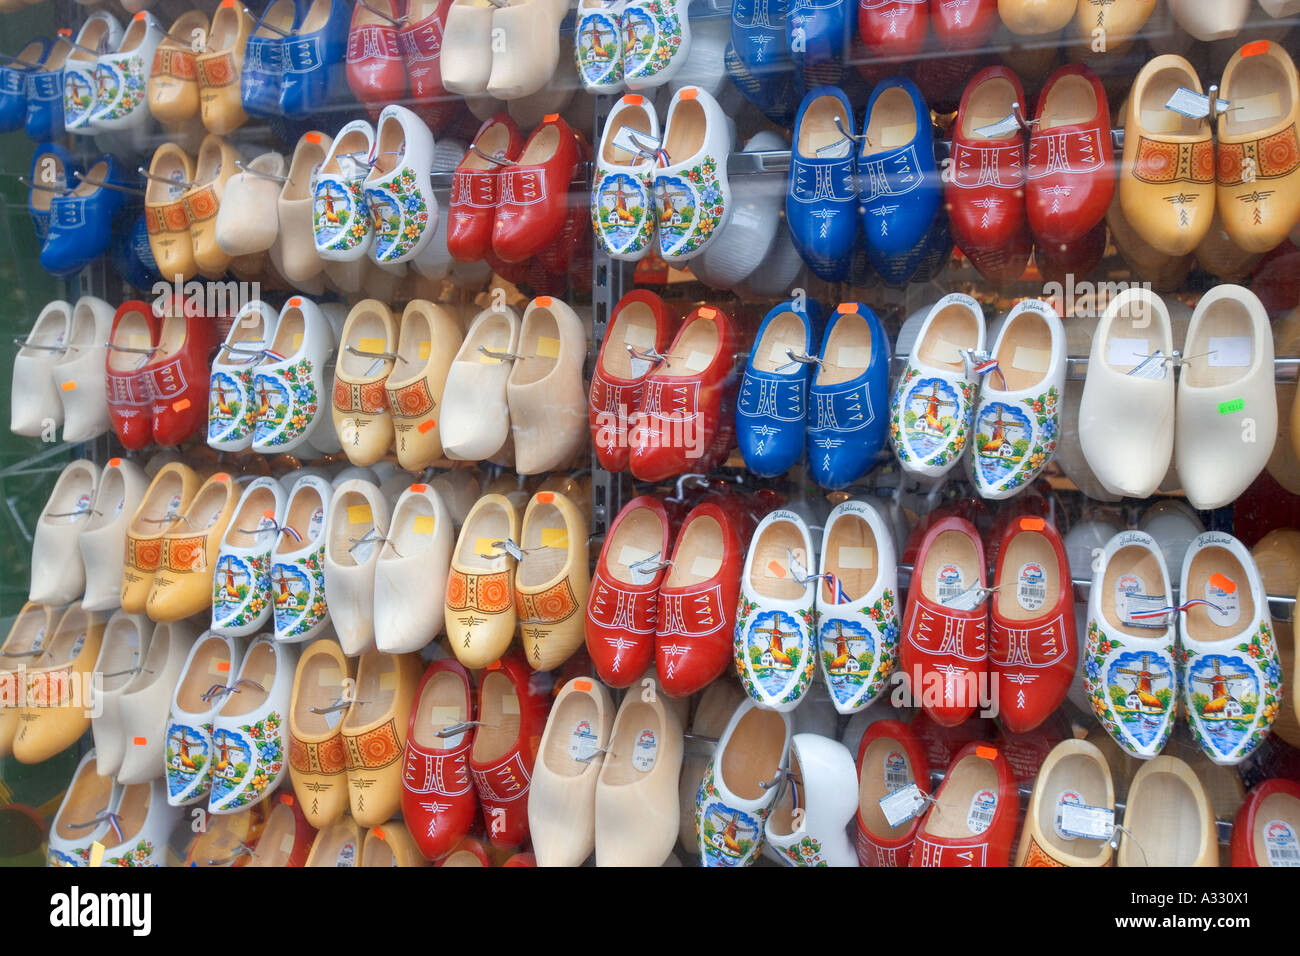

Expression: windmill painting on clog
xmin=1084 ymin=530 xmax=1177 ymax=759
xmin=734 ymin=509 xmax=818 ymax=712
xmin=591 ymin=94 xmax=660 ymax=260
xmin=816 ymin=499 xmax=899 ymax=714
xmin=1179 ymin=532 xmax=1280 ymax=767
xmin=209 ymin=301 xmax=277 ymax=452
xmin=653 ymin=86 xmax=732 ymax=262
xmin=889 ymin=293 xmax=984 ymax=478
xmin=209 ymin=637 xmax=294 ymax=814
xmin=621 ymin=0 xmax=690 ymax=89
xmin=165 ymin=632 xmax=241 ymax=806
xmin=575 ymin=0 xmax=624 ymax=92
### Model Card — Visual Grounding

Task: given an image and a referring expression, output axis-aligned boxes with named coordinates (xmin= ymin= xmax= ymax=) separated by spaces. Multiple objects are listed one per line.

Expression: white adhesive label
xmin=500 ymin=695 xmax=519 ymax=716
xmin=1017 ymin=562 xmax=1047 ymax=612
xmin=568 ymin=719 xmax=599 ymax=761
xmin=685 ymin=350 xmax=712 ymax=372
xmin=1265 ymin=820 xmax=1300 ymax=867
xmin=1108 ymin=337 xmax=1150 ymax=368
xmin=839 ymin=546 xmax=874 ymax=570
xmin=1208 ymin=336 xmax=1251 ymax=368
xmin=1234 ymin=93 xmax=1280 ymax=124
xmin=883 ymin=750 xmax=909 ymax=794
xmin=1205 ymin=576 xmax=1240 ymax=628
xmin=1012 ymin=346 xmax=1051 ymax=374
xmin=966 ymin=788 xmax=997 ymax=835
xmin=623 ymin=323 xmax=655 ymax=349
xmin=837 ymin=346 xmax=869 ymax=368
xmin=768 ymin=341 xmax=795 ymax=367
xmin=814 ymin=136 xmax=853 ymax=158
xmin=691 ymin=556 xmax=722 ymax=579
xmin=632 ymin=728 xmax=657 ymax=772
xmin=1053 ymin=789 xmax=1084 ymax=840
xmin=308 ymin=507 xmax=324 ymax=540
xmin=936 ymin=564 xmax=965 ymax=603
xmin=629 ymin=356 xmax=651 ymax=377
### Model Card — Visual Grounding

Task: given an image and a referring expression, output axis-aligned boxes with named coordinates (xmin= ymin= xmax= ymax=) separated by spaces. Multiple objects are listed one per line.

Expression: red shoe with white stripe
xmin=586 ymin=496 xmax=672 ymax=687
xmin=855 ymin=719 xmax=930 ymax=867
xmin=909 ymin=741 xmax=1017 ymax=867
xmin=145 ymin=307 xmax=215 ymax=447
xmin=467 ymin=652 xmax=550 ymax=850
xmin=447 ymin=113 xmax=522 ymax=262
xmin=900 ymin=515 xmax=989 ymax=727
xmin=988 ymin=514 xmax=1076 ymax=734
xmin=490 ymin=113 xmax=582 ymax=264
xmin=346 ymin=0 xmax=407 ymax=119
xmin=947 ymin=66 xmax=1028 ymax=257
xmin=401 ymin=659 xmax=478 ymax=862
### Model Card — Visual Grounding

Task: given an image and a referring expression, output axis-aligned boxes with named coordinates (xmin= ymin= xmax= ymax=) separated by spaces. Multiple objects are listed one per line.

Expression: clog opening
xmin=328 ymin=488 xmax=378 ymax=565
xmin=1252 ymin=791 xmax=1300 ymax=863
xmin=1100 ymin=542 xmax=1169 ymax=635
xmin=1138 ymin=62 xmax=1205 ymax=136
xmin=1034 ymin=751 xmax=1111 ymax=860
xmin=113 ymin=782 xmax=151 ymax=845
xmin=519 ymin=500 xmax=568 ymax=586
xmin=858 ymin=734 xmax=917 ymax=838
xmin=284 ymin=137 xmax=328 ymax=200
xmin=471 ymin=670 xmax=521 ymax=764
xmin=797 ymin=94 xmax=852 ymax=157
xmin=600 ymin=696 xmax=663 ymax=786
xmin=918 ymin=528 xmax=981 ymax=601
xmin=657 ymin=312 xmax=717 ymax=380
xmin=663 ymin=514 xmax=721 ymax=588
xmin=1040 ymin=72 xmax=1098 ymax=129
xmin=767 ymin=747 xmax=806 ymax=837
xmin=55 ymin=757 xmax=112 ymax=841
xmin=343 ymin=651 xmax=397 ymax=730
xmin=992 ymin=307 xmax=1052 ymax=391
xmin=995 ymin=529 xmax=1060 ymax=622
xmin=219 ymin=640 xmax=275 ymax=716
xmin=176 ymin=636 xmax=231 ymax=713
xmin=542 ymin=684 xmax=600 ymax=777
xmin=922 ymin=752 xmax=998 ymax=839
xmin=293 ymin=646 xmax=346 ymax=735
xmin=720 ymin=705 xmax=785 ymax=800
xmin=383 ymin=491 xmax=438 ymax=561
xmin=601 ymin=298 xmax=659 ymax=379
xmin=108 ymin=306 xmax=154 ymax=372
xmin=822 ymin=511 xmax=880 ymax=602
xmin=962 ymin=75 xmax=1017 ymax=137
xmin=42 ymin=461 xmax=94 ymax=526
xmin=1183 ymin=545 xmax=1255 ymax=641
xmin=1182 ymin=295 xmax=1256 ymax=389
xmin=98 ymin=615 xmax=144 ymax=692
xmin=247 ymin=803 xmax=296 ymax=866
xmin=145 ymin=147 xmax=192 ymax=204
xmin=1121 ymin=766 xmax=1204 ymax=866
xmin=815 ymin=312 xmax=872 ymax=385
xmin=602 ymin=503 xmax=665 ymax=586
xmin=457 ymin=498 xmax=512 ymax=570
xmin=412 ymin=668 xmax=469 ymax=749
xmin=747 ymin=518 xmax=808 ymax=601
xmin=752 ymin=310 xmax=807 ymax=373
xmin=864 ymin=86 xmax=917 ymax=155
xmin=602 ymin=104 xmax=655 ymax=166
xmin=1221 ymin=48 xmax=1293 ymax=138
xmin=339 ymin=304 xmax=394 ymax=378
xmin=663 ymin=99 xmax=704 ymax=163
xmin=510 ymin=306 xmax=560 ymax=386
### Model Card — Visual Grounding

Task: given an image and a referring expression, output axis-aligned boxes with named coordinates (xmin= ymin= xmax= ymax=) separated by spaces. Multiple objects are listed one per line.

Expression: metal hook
xmin=138 ymin=166 xmax=194 ymax=190
xmin=1011 ymin=101 xmax=1039 ymax=133
xmin=45 ymin=507 xmax=98 ymax=518
xmin=66 ymin=38 xmax=109 ymax=57
xmin=229 ymin=678 xmax=265 ymax=694
xmin=246 ymin=8 xmax=291 ymax=35
xmin=758 ymin=766 xmax=790 ymax=790
xmin=165 ymin=28 xmax=210 ymax=51
xmin=1108 ymin=822 xmax=1147 ymax=865
xmin=471 ymin=144 xmax=514 ymax=167
xmin=309 ymin=697 xmax=357 ymax=715
xmin=13 ymin=338 xmax=67 ymax=351
xmin=345 ymin=344 xmax=405 ymax=363
xmin=74 ymin=171 xmax=145 ymax=197
xmin=832 ymin=115 xmax=871 ymax=149
xmin=477 ymin=345 xmax=522 ymax=362
xmin=626 ymin=345 xmax=667 ymax=364
xmin=234 ymin=160 xmax=288 ymax=184
xmin=199 ymin=682 xmax=234 ymax=702
xmin=436 ymin=719 xmax=481 ymax=738
xmin=205 ymin=843 xmax=254 ymax=866
xmin=105 ymin=341 xmax=158 ymax=354
xmin=100 ymin=665 xmax=143 ymax=679
xmin=19 ymin=177 xmax=70 ymax=195
xmin=576 ymin=746 xmax=610 ymax=762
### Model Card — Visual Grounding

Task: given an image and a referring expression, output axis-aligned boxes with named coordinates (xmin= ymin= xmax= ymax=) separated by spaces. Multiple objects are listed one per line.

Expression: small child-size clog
xmin=374 ymin=482 xmax=453 ymax=654
xmin=270 ymin=474 xmax=333 ymax=644
xmin=211 ymin=476 xmax=286 ymax=638
xmin=164 ymin=630 xmax=243 ymax=806
xmin=209 ymin=635 xmax=296 ymax=814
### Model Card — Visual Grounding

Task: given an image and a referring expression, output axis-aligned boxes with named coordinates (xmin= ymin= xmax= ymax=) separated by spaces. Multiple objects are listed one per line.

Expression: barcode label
xmin=883 ymin=751 xmax=909 ymax=793
xmin=1059 ymin=800 xmax=1114 ymax=841
xmin=879 ymin=783 xmax=925 ymax=828
xmin=1265 ymin=820 xmax=1300 ymax=867
xmin=1017 ymin=562 xmax=1047 ymax=611
xmin=936 ymin=564 xmax=964 ymax=602
xmin=967 ymin=789 xmax=997 ymax=835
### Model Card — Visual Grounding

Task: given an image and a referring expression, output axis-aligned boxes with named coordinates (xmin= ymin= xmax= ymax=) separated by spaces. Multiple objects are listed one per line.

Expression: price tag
xmin=974 ymin=112 xmax=1021 ymax=139
xmin=1208 ymin=336 xmax=1251 ymax=368
xmin=879 ymin=782 xmax=926 ymax=828
xmin=610 ymin=125 xmax=660 ymax=158
xmin=1165 ymin=86 xmax=1230 ymax=119
xmin=1059 ymin=802 xmax=1115 ymax=841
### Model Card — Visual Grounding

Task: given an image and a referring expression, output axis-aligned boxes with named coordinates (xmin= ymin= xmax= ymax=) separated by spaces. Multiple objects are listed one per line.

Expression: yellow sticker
xmin=474 ymin=536 xmax=500 ymax=555
xmin=418 ymin=341 xmax=431 ymax=360
xmin=293 ymin=332 xmax=303 ymax=350
xmin=536 ymin=336 xmax=560 ymax=359
xmin=358 ymin=337 xmax=385 ymax=354
xmin=478 ymin=351 xmax=502 ymax=364
xmin=89 ymin=841 xmax=105 ymax=867
xmin=412 ymin=515 xmax=436 ymax=535
xmin=541 ymin=528 xmax=568 ymax=550
xmin=379 ymin=670 xmax=396 ymax=691
xmin=347 ymin=504 xmax=372 ymax=525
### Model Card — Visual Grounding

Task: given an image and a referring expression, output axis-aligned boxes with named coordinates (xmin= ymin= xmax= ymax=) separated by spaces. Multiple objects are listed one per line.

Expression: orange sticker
xmin=543 ymin=113 xmax=559 ymax=122
xmin=172 ymin=398 xmax=191 ymax=412
xmin=133 ymin=736 xmax=147 ymax=746
xmin=217 ymin=661 xmax=230 ymax=672
xmin=373 ymin=827 xmax=386 ymax=841
xmin=213 ymin=473 xmax=230 ymax=482
xmin=535 ymin=296 xmax=552 ymax=307
xmin=486 ymin=660 xmax=502 ymax=671
xmin=1020 ymin=517 xmax=1045 ymax=531
xmin=836 ymin=302 xmax=860 ymax=314
xmin=280 ymin=793 xmax=295 ymax=806
xmin=263 ymin=509 xmax=275 ymax=520
xmin=58 ymin=28 xmax=71 ymax=36
xmin=622 ymin=94 xmax=644 ymax=105
xmin=1242 ymin=40 xmax=1269 ymax=57
xmin=767 ymin=560 xmax=787 ymax=578
xmin=134 ymin=10 xmax=147 ymax=18
xmin=305 ymin=133 xmax=321 ymax=144
xmin=680 ymin=88 xmax=698 ymax=100
xmin=410 ymin=483 xmax=428 ymax=493
xmin=698 ymin=306 xmax=717 ymax=319
xmin=109 ymin=458 xmax=121 ymax=467
xmin=975 ymin=745 xmax=998 ymax=760
xmin=1209 ymin=573 xmax=1237 ymax=594
xmin=61 ymin=381 xmax=76 ymax=391
xmin=417 ymin=420 xmax=436 ymax=434
xmin=536 ymin=492 xmax=554 ymax=504
xmin=574 ymin=679 xmax=592 ymax=691
xmin=288 ymin=296 xmax=301 ymax=307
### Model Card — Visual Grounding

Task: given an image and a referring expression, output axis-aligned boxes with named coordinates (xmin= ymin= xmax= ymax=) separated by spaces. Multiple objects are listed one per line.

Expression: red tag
xmin=622 ymin=94 xmax=643 ymax=105
xmin=172 ymin=398 xmax=191 ymax=413
xmin=58 ymin=28 xmax=71 ymax=36
xmin=288 ymin=297 xmax=301 ymax=307
xmin=373 ymin=827 xmax=386 ymax=841
xmin=543 ymin=113 xmax=559 ymax=122
xmin=535 ymin=296 xmax=552 ymax=307
xmin=486 ymin=660 xmax=502 ymax=671
xmin=1242 ymin=40 xmax=1269 ymax=57
xmin=417 ymin=420 xmax=436 ymax=434
xmin=410 ymin=483 xmax=428 ymax=493
xmin=263 ymin=509 xmax=275 ymax=520
xmin=836 ymin=302 xmax=859 ymax=314
xmin=766 ymin=560 xmax=787 ymax=579
xmin=1020 ymin=517 xmax=1045 ymax=531
xmin=574 ymin=679 xmax=592 ymax=691
xmin=305 ymin=133 xmax=321 ymax=145
xmin=133 ymin=10 xmax=147 ymax=18
xmin=217 ymin=661 xmax=230 ymax=672
xmin=1209 ymin=573 xmax=1237 ymax=594
xmin=109 ymin=458 xmax=122 ymax=467
xmin=213 ymin=473 xmax=230 ymax=482
xmin=133 ymin=736 xmax=147 ymax=746
xmin=976 ymin=745 xmax=998 ymax=760
xmin=536 ymin=492 xmax=554 ymax=504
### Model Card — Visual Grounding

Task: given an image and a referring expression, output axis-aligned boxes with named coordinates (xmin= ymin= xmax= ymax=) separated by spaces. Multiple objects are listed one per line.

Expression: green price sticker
xmin=1218 ymin=398 xmax=1244 ymax=415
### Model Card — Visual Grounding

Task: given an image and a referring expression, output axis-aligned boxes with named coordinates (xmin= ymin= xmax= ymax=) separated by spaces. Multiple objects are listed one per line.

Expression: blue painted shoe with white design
xmin=807 ymin=302 xmax=891 ymax=489
xmin=858 ymin=75 xmax=940 ymax=258
xmin=243 ymin=0 xmax=304 ymax=119
xmin=39 ymin=153 xmax=131 ymax=278
xmin=278 ymin=0 xmax=349 ymax=118
xmin=591 ymin=93 xmax=659 ymax=261
xmin=816 ymin=499 xmax=899 ymax=714
xmin=1179 ymin=532 xmax=1280 ymax=767
xmin=729 ymin=0 xmax=789 ymax=108
xmin=0 ymin=38 xmax=51 ymax=133
xmin=25 ymin=35 xmax=72 ymax=142
xmin=1084 ymin=530 xmax=1177 ymax=760
xmin=787 ymin=86 xmax=858 ymax=282
xmin=734 ymin=508 xmax=818 ymax=711
xmin=971 ymin=298 xmax=1064 ymax=500
xmin=889 ymin=293 xmax=984 ymax=479
xmin=786 ymin=0 xmax=849 ymax=72
xmin=737 ymin=297 xmax=827 ymax=477
xmin=27 ymin=142 xmax=79 ymax=246
xmin=165 ymin=631 xmax=244 ymax=807
xmin=695 ymin=698 xmax=791 ymax=867
xmin=271 ymin=474 xmax=333 ymax=644
xmin=212 ymin=477 xmax=287 ymax=637
xmin=209 ymin=635 xmax=296 ymax=814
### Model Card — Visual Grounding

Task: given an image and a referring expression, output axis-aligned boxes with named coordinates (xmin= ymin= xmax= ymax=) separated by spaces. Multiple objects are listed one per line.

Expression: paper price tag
xmin=1165 ymin=86 xmax=1229 ymax=120
xmin=1121 ymin=591 xmax=1169 ymax=628
xmin=691 ymin=556 xmax=722 ymax=578
xmin=610 ymin=124 xmax=659 ymax=158
xmin=839 ymin=547 xmax=873 ymax=570
xmin=1128 ymin=351 xmax=1168 ymax=380
xmin=1059 ymin=802 xmax=1115 ymax=841
xmin=347 ymin=504 xmax=372 ymax=525
xmin=879 ymin=782 xmax=926 ymax=828
xmin=624 ymin=549 xmax=662 ymax=586
xmin=536 ymin=336 xmax=560 ymax=359
xmin=974 ymin=112 xmax=1021 ymax=139
xmin=89 ymin=841 xmax=105 ymax=868
xmin=501 ymin=695 xmax=519 ymax=715
xmin=685 ymin=350 xmax=712 ymax=372
xmin=418 ymin=341 xmax=431 ymax=360
xmin=943 ymin=585 xmax=988 ymax=611
xmin=814 ymin=137 xmax=853 ymax=159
